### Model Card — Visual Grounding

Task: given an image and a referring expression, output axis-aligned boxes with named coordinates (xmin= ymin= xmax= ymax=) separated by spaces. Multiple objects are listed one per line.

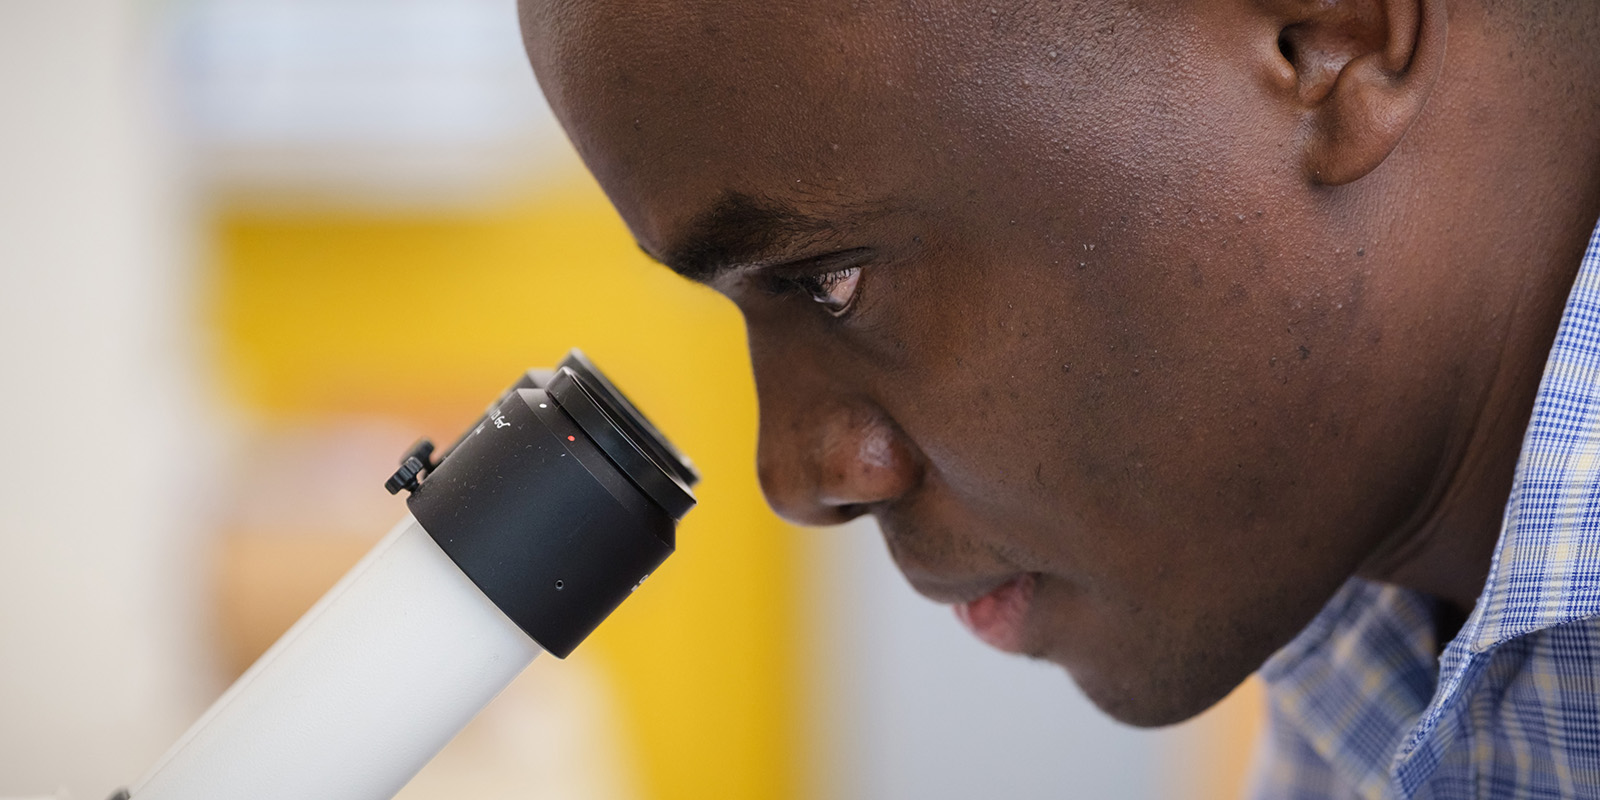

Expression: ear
xmin=1266 ymin=0 xmax=1447 ymax=186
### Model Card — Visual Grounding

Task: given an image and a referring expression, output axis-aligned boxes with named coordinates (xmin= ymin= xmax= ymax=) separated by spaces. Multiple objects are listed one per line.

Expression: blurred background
xmin=0 ymin=1 xmax=1263 ymax=798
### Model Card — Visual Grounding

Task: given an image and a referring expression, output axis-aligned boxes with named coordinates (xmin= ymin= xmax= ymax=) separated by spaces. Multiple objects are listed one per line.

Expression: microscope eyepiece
xmin=405 ymin=351 xmax=695 ymax=658
xmin=556 ymin=349 xmax=700 ymax=489
xmin=547 ymin=365 xmax=694 ymax=521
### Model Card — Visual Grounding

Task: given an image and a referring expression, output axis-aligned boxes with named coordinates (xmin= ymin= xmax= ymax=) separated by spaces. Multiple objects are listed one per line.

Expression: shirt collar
xmin=1464 ymin=216 xmax=1600 ymax=653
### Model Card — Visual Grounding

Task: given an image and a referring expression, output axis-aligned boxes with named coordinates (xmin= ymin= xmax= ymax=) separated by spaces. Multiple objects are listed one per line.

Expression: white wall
xmin=810 ymin=519 xmax=1184 ymax=800
xmin=0 ymin=2 xmax=214 ymax=796
xmin=173 ymin=0 xmax=576 ymax=209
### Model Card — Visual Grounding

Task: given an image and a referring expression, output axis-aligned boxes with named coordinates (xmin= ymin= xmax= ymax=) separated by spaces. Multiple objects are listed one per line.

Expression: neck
xmin=1357 ymin=11 xmax=1600 ymax=613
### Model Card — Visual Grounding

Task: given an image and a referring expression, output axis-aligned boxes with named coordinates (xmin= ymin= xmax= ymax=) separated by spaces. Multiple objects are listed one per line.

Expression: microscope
xmin=116 ymin=350 xmax=698 ymax=800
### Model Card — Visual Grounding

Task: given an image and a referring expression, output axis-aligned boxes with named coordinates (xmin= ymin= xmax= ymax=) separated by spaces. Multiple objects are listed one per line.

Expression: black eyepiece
xmin=401 ymin=351 xmax=697 ymax=658
xmin=557 ymin=349 xmax=701 ymax=489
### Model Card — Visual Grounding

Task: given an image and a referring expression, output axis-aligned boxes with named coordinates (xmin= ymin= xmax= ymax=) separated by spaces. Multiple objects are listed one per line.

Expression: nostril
xmin=833 ymin=502 xmax=870 ymax=522
xmin=1277 ymin=29 xmax=1297 ymax=64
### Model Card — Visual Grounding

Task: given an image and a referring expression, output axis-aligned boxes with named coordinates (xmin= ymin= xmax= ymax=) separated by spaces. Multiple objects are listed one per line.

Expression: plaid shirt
xmin=1249 ymin=218 xmax=1600 ymax=800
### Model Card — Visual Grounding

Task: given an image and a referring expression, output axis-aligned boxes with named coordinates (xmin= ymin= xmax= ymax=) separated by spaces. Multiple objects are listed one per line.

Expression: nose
xmin=752 ymin=354 xmax=923 ymax=527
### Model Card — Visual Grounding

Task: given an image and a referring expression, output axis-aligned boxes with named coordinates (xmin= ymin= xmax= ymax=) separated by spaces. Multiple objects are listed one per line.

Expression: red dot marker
xmin=567 ymin=435 xmax=576 ymax=442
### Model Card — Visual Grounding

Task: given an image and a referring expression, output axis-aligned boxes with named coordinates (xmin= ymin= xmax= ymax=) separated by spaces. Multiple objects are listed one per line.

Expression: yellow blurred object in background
xmin=214 ymin=176 xmax=804 ymax=800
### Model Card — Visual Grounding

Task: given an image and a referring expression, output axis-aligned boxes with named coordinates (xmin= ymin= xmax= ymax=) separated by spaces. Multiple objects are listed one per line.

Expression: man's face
xmin=523 ymin=0 xmax=1460 ymax=725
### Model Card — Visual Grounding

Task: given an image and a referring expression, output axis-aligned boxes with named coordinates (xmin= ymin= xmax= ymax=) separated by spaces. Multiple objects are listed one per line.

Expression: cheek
xmin=877 ymin=174 xmax=1410 ymax=586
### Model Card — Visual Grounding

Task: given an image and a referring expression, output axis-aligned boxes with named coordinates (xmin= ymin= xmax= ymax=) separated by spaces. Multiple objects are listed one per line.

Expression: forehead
xmin=521 ymin=1 xmax=1098 ymax=248
xmin=520 ymin=0 xmax=1203 ymax=275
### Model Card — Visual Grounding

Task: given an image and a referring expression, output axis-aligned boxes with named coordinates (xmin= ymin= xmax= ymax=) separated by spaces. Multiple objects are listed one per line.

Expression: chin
xmin=1056 ymin=655 xmax=1249 ymax=729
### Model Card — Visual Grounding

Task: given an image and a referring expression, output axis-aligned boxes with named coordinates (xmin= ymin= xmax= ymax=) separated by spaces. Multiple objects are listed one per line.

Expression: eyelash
xmin=779 ymin=266 xmax=863 ymax=317
xmin=766 ymin=248 xmax=873 ymax=318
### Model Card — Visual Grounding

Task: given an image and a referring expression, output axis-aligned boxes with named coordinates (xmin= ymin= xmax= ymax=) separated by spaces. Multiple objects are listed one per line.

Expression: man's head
xmin=520 ymin=0 xmax=1600 ymax=725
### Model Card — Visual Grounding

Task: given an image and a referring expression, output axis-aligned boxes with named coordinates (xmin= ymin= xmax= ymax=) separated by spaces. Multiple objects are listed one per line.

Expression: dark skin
xmin=521 ymin=0 xmax=1600 ymax=726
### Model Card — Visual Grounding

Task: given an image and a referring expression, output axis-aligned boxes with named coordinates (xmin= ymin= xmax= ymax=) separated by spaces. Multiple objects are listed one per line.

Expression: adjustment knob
xmin=384 ymin=439 xmax=436 ymax=495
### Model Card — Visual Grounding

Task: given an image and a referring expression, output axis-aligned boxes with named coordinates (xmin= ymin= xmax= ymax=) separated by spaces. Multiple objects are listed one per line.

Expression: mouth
xmin=952 ymin=572 xmax=1037 ymax=654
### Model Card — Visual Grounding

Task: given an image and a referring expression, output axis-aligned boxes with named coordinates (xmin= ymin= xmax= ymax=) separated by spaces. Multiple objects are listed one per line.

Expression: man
xmin=519 ymin=0 xmax=1600 ymax=795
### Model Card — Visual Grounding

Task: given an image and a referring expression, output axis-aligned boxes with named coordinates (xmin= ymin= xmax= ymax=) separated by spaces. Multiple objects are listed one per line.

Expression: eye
xmin=793 ymin=266 xmax=862 ymax=316
xmin=763 ymin=247 xmax=872 ymax=318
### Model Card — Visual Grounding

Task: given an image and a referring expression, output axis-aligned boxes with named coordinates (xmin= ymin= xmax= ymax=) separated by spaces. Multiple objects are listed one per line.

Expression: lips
xmin=953 ymin=572 xmax=1036 ymax=654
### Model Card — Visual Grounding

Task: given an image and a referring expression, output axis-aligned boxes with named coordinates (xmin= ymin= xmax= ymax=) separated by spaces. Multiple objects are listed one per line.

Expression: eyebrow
xmin=657 ymin=191 xmax=842 ymax=282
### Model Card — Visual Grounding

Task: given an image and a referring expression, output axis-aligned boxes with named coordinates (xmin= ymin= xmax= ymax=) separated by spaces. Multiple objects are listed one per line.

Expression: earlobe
xmin=1272 ymin=0 xmax=1447 ymax=186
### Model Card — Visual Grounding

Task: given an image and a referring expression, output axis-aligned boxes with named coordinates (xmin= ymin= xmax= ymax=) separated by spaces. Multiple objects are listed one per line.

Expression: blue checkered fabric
xmin=1249 ymin=218 xmax=1600 ymax=800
